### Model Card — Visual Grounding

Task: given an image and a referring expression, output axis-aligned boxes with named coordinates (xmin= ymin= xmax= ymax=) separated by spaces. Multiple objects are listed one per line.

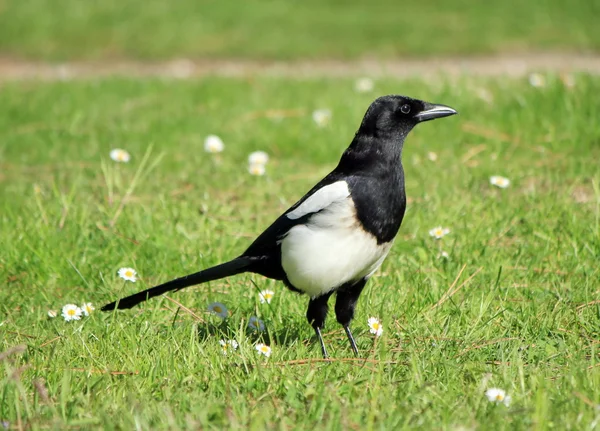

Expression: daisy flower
xmin=219 ymin=339 xmax=239 ymax=355
xmin=258 ymin=289 xmax=275 ymax=304
xmin=312 ymin=109 xmax=332 ymax=127
xmin=354 ymin=77 xmax=374 ymax=93
xmin=110 ymin=149 xmax=131 ymax=163
xmin=485 ymin=388 xmax=511 ymax=407
xmin=248 ymin=316 xmax=265 ymax=332
xmin=47 ymin=310 xmax=57 ymax=318
xmin=118 ymin=267 xmax=137 ymax=282
xmin=81 ymin=302 xmax=95 ymax=316
xmin=429 ymin=227 xmax=450 ymax=239
xmin=62 ymin=304 xmax=83 ymax=322
xmin=248 ymin=163 xmax=266 ymax=176
xmin=528 ymin=73 xmax=546 ymax=88
xmin=248 ymin=151 xmax=269 ymax=165
xmin=440 ymin=251 xmax=450 ymax=259
xmin=367 ymin=317 xmax=383 ymax=337
xmin=490 ymin=175 xmax=510 ymax=189
xmin=207 ymin=302 xmax=229 ymax=319
xmin=255 ymin=343 xmax=272 ymax=357
xmin=560 ymin=73 xmax=575 ymax=88
xmin=427 ymin=151 xmax=438 ymax=162
xmin=204 ymin=135 xmax=224 ymax=153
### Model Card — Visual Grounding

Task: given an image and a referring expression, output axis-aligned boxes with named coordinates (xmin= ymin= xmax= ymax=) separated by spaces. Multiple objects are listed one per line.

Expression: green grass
xmin=1 ymin=75 xmax=600 ymax=429
xmin=0 ymin=0 xmax=598 ymax=61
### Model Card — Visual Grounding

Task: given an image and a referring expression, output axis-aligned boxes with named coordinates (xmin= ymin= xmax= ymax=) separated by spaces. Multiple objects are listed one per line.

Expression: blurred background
xmin=0 ymin=0 xmax=597 ymax=66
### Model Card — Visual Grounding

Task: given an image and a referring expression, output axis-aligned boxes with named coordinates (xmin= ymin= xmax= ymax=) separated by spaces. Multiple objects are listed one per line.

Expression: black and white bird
xmin=102 ymin=95 xmax=457 ymax=357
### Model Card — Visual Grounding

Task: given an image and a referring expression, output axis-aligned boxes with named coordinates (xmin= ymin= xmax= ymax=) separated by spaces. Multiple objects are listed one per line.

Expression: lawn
xmin=0 ymin=0 xmax=598 ymax=61
xmin=1 ymin=75 xmax=599 ymax=429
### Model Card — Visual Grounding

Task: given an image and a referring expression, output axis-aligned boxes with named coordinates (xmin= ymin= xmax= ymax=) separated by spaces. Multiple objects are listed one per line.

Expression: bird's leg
xmin=343 ymin=326 xmax=359 ymax=356
xmin=306 ymin=293 xmax=333 ymax=358
xmin=335 ymin=279 xmax=367 ymax=356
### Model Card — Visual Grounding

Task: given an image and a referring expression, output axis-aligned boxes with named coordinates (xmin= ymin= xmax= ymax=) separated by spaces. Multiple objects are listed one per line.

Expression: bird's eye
xmin=400 ymin=104 xmax=411 ymax=114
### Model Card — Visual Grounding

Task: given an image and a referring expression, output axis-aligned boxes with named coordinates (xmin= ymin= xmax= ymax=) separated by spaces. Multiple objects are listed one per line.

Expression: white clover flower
xmin=485 ymin=388 xmax=511 ymax=407
xmin=429 ymin=227 xmax=450 ymax=239
xmin=207 ymin=302 xmax=229 ymax=319
xmin=81 ymin=303 xmax=95 ymax=316
xmin=367 ymin=317 xmax=383 ymax=337
xmin=312 ymin=109 xmax=332 ymax=127
xmin=219 ymin=339 xmax=239 ymax=355
xmin=528 ymin=73 xmax=546 ymax=88
xmin=118 ymin=267 xmax=137 ymax=282
xmin=248 ymin=316 xmax=265 ymax=332
xmin=248 ymin=151 xmax=269 ymax=165
xmin=490 ymin=176 xmax=510 ymax=189
xmin=47 ymin=310 xmax=57 ymax=318
xmin=354 ymin=77 xmax=374 ymax=93
xmin=255 ymin=343 xmax=272 ymax=357
xmin=110 ymin=149 xmax=131 ymax=163
xmin=204 ymin=135 xmax=225 ymax=153
xmin=427 ymin=151 xmax=438 ymax=162
xmin=62 ymin=304 xmax=83 ymax=322
xmin=258 ymin=289 xmax=275 ymax=304
xmin=248 ymin=163 xmax=266 ymax=176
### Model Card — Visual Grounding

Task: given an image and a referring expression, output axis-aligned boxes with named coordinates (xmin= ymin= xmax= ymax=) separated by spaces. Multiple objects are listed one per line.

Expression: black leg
xmin=306 ymin=293 xmax=333 ymax=358
xmin=335 ymin=278 xmax=367 ymax=356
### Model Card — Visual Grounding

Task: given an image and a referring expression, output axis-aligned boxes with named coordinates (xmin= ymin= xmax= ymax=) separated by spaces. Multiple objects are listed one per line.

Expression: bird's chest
xmin=348 ymin=174 xmax=407 ymax=244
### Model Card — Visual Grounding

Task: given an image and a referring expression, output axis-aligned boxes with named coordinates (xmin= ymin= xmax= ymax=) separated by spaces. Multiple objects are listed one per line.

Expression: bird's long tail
xmin=101 ymin=257 xmax=253 ymax=311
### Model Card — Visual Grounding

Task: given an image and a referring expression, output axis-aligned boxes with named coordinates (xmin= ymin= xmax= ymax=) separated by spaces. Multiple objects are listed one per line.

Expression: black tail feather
xmin=101 ymin=257 xmax=252 ymax=311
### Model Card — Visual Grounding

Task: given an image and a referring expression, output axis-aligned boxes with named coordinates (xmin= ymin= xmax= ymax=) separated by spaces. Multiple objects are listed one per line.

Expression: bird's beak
xmin=415 ymin=103 xmax=457 ymax=122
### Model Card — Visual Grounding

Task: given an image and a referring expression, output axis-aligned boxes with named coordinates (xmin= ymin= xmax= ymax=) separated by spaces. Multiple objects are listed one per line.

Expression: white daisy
xmin=61 ymin=304 xmax=83 ymax=322
xmin=312 ymin=109 xmax=332 ymax=127
xmin=81 ymin=303 xmax=95 ymax=316
xmin=248 ymin=163 xmax=266 ymax=176
xmin=118 ymin=267 xmax=137 ymax=282
xmin=528 ymin=73 xmax=546 ymax=88
xmin=429 ymin=227 xmax=450 ymax=239
xmin=490 ymin=176 xmax=510 ymax=189
xmin=255 ymin=343 xmax=272 ymax=357
xmin=427 ymin=151 xmax=438 ymax=162
xmin=258 ymin=289 xmax=275 ymax=304
xmin=440 ymin=251 xmax=450 ymax=259
xmin=354 ymin=77 xmax=374 ymax=93
xmin=248 ymin=151 xmax=269 ymax=165
xmin=110 ymin=149 xmax=131 ymax=163
xmin=47 ymin=310 xmax=57 ymax=318
xmin=248 ymin=316 xmax=265 ymax=332
xmin=485 ymin=388 xmax=511 ymax=407
xmin=560 ymin=73 xmax=575 ymax=88
xmin=204 ymin=135 xmax=225 ymax=153
xmin=367 ymin=317 xmax=383 ymax=337
xmin=207 ymin=302 xmax=229 ymax=319
xmin=219 ymin=339 xmax=239 ymax=355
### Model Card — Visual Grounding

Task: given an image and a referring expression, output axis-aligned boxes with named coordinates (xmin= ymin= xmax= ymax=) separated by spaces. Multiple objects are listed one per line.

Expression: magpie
xmin=101 ymin=95 xmax=457 ymax=357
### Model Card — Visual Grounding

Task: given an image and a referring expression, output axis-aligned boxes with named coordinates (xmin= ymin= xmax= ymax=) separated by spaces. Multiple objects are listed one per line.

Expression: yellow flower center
xmin=496 ymin=394 xmax=503 ymax=401
xmin=260 ymin=346 xmax=269 ymax=352
xmin=68 ymin=309 xmax=76 ymax=316
xmin=125 ymin=270 xmax=133 ymax=277
xmin=372 ymin=323 xmax=380 ymax=330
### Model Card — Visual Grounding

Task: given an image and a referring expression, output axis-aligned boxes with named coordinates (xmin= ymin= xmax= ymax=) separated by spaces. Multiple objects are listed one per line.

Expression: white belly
xmin=280 ymin=198 xmax=392 ymax=297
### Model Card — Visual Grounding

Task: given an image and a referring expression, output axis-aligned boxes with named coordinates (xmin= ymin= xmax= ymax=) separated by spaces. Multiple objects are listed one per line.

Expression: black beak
xmin=415 ymin=103 xmax=457 ymax=122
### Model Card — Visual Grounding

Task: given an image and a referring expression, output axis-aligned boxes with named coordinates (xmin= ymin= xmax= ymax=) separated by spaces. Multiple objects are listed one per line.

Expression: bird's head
xmin=358 ymin=95 xmax=457 ymax=138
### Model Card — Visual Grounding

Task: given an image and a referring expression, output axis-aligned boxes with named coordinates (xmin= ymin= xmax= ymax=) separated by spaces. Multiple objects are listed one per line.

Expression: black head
xmin=358 ymin=95 xmax=457 ymax=138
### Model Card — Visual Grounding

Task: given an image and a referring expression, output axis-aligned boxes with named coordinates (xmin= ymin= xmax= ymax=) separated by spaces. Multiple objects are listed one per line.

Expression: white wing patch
xmin=286 ymin=181 xmax=350 ymax=220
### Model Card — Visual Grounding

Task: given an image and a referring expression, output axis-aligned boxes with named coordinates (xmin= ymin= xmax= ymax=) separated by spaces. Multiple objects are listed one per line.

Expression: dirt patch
xmin=0 ymin=53 xmax=599 ymax=80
